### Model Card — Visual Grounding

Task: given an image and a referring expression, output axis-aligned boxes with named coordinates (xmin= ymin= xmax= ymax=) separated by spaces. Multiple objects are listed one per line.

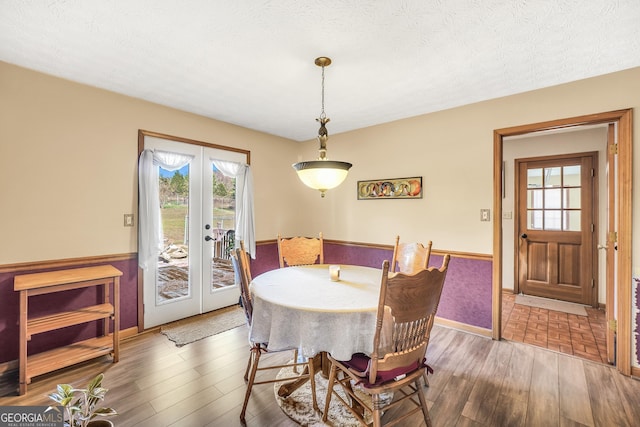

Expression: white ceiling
xmin=2 ymin=1 xmax=640 ymax=142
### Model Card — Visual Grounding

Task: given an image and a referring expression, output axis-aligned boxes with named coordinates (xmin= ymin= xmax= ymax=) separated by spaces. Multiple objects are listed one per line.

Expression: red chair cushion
xmin=341 ymin=353 xmax=432 ymax=387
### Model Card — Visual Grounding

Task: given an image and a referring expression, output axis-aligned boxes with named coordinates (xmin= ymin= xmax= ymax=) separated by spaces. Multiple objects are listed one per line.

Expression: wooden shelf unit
xmin=14 ymin=265 xmax=122 ymax=395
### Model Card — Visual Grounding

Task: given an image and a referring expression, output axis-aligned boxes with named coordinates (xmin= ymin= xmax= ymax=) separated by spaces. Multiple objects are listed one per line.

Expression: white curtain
xmin=138 ymin=149 xmax=194 ymax=270
xmin=212 ymin=159 xmax=256 ymax=258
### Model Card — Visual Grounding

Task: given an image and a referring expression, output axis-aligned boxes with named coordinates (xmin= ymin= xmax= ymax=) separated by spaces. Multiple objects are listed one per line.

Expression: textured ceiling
xmin=1 ymin=1 xmax=640 ymax=142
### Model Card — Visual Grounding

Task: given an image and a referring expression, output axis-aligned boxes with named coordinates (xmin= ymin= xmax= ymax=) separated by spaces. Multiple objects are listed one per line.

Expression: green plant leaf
xmin=87 ymin=373 xmax=104 ymax=390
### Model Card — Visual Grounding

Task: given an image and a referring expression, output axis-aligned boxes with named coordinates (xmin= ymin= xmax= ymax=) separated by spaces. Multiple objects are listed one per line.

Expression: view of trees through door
xmin=156 ymin=165 xmax=237 ymax=303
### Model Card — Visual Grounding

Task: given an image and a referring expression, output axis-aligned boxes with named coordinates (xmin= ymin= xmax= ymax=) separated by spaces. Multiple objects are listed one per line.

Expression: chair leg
xmin=372 ymin=393 xmax=382 ymax=427
xmin=416 ymin=378 xmax=432 ymax=427
xmin=293 ymin=348 xmax=299 ymax=373
xmin=322 ymin=363 xmax=338 ymax=422
xmin=240 ymin=346 xmax=261 ymax=423
xmin=423 ymin=371 xmax=430 ymax=387
xmin=244 ymin=351 xmax=253 ymax=382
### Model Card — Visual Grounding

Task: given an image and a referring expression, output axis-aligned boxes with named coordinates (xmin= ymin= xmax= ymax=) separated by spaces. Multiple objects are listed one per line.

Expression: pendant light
xmin=293 ymin=57 xmax=352 ymax=198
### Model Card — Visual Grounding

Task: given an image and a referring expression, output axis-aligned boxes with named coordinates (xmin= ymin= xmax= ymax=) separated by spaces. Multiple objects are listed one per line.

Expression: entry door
xmin=142 ymin=136 xmax=242 ymax=328
xmin=516 ymin=153 xmax=597 ymax=305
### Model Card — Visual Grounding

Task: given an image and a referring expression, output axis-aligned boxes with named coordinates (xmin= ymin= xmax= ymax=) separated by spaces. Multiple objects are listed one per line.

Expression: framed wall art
xmin=357 ymin=177 xmax=422 ymax=200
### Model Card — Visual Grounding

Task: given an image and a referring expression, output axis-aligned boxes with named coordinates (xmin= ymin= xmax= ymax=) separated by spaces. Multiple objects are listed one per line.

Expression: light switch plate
xmin=124 ymin=214 xmax=134 ymax=227
xmin=480 ymin=209 xmax=491 ymax=222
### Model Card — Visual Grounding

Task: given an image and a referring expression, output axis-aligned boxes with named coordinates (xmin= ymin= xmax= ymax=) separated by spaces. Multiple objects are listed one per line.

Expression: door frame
xmin=492 ymin=109 xmax=633 ymax=375
xmin=137 ymin=129 xmax=251 ymax=331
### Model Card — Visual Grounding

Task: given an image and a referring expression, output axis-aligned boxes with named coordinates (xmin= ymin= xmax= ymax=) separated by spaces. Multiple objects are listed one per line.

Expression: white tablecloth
xmin=249 ymin=264 xmax=382 ymax=361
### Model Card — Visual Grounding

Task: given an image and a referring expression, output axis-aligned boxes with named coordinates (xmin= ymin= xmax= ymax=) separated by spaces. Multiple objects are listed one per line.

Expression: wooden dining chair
xmin=231 ymin=248 xmax=317 ymax=424
xmin=276 ymin=233 xmax=321 ymax=370
xmin=238 ymin=239 xmax=252 ymax=280
xmin=391 ymin=235 xmax=432 ymax=274
xmin=322 ymin=255 xmax=450 ymax=427
xmin=277 ymin=232 xmax=324 ymax=268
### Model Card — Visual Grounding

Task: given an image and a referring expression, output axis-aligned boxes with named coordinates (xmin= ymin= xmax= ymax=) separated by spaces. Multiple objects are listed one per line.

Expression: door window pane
xmin=528 ymin=189 xmax=543 ymax=209
xmin=528 ymin=210 xmax=543 ymax=230
xmin=544 ymin=210 xmax=562 ymax=230
xmin=564 ymin=188 xmax=581 ymax=209
xmin=564 ymin=211 xmax=581 ymax=231
xmin=209 ymin=164 xmax=237 ymax=292
xmin=544 ymin=188 xmax=562 ymax=209
xmin=544 ymin=167 xmax=562 ymax=187
xmin=527 ymin=168 xmax=543 ymax=188
xmin=157 ymin=165 xmax=191 ymax=304
xmin=563 ymin=165 xmax=581 ymax=187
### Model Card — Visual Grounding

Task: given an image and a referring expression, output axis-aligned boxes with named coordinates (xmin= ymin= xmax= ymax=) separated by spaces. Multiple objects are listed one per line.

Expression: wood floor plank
xmin=558 ymin=356 xmax=594 ymax=426
xmin=167 ymin=386 xmax=249 ymax=426
xmin=583 ymin=361 xmax=633 ymax=427
xmin=489 ymin=391 xmax=528 ymax=427
xmin=500 ymin=340 xmax=534 ymax=403
xmin=423 ymin=329 xmax=484 ymax=402
xmin=559 ymin=415 xmax=590 ymax=427
xmin=149 ymin=373 xmax=225 ymax=413
xmin=525 ymin=346 xmax=559 ymax=426
xmin=610 ymin=363 xmax=640 ymax=424
xmin=430 ymin=374 xmax=473 ymax=426
xmin=461 ymin=339 xmax=513 ymax=423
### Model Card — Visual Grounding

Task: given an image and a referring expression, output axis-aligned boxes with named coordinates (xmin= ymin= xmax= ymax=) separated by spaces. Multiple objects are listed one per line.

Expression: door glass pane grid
xmin=526 ymin=164 xmax=581 ymax=231
xmin=157 ymin=164 xmax=191 ymax=304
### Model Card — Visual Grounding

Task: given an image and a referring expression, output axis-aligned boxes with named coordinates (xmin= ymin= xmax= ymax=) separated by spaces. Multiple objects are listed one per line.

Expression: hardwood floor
xmin=1 ymin=323 xmax=639 ymax=426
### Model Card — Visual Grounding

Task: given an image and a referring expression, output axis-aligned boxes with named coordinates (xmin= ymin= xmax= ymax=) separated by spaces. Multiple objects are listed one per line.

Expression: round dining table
xmin=249 ymin=264 xmax=382 ymax=361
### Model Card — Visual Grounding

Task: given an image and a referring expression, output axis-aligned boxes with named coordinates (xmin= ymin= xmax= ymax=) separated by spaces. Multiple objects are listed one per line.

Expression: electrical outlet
xmin=480 ymin=209 xmax=491 ymax=222
xmin=124 ymin=214 xmax=134 ymax=227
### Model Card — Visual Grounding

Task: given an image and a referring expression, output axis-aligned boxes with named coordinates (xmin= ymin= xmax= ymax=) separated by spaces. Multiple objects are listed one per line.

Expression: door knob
xmin=520 ymin=233 xmax=528 ymax=239
xmin=205 ymin=235 xmax=214 ymax=241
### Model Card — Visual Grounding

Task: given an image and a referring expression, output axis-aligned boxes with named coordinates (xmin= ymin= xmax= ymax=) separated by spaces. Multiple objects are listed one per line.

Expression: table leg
xmin=277 ymin=353 xmax=323 ymax=398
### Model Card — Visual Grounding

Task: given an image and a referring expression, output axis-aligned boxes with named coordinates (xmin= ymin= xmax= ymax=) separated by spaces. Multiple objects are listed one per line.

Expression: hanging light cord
xmin=316 ymin=63 xmax=330 ymax=159
xmin=319 ymin=64 xmax=326 ymax=120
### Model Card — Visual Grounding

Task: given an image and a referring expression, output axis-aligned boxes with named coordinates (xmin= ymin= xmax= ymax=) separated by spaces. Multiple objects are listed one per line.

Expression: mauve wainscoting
xmin=0 ymin=256 xmax=138 ymax=365
xmin=251 ymin=240 xmax=493 ymax=331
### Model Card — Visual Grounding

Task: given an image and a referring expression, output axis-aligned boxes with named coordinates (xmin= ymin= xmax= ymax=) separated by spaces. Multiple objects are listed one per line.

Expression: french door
xmin=142 ymin=135 xmax=242 ymax=328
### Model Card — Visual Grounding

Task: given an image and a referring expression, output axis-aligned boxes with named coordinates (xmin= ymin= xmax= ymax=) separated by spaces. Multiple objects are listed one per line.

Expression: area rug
xmin=274 ymin=365 xmax=392 ymax=426
xmin=160 ymin=305 xmax=246 ymax=347
xmin=515 ymin=294 xmax=587 ymax=316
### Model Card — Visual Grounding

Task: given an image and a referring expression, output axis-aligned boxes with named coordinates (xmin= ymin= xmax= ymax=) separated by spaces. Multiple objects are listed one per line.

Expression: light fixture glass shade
xmin=293 ymin=160 xmax=353 ymax=196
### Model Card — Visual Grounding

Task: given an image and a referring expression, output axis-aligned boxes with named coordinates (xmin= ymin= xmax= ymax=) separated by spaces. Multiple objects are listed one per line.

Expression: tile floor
xmin=502 ymin=291 xmax=609 ymax=364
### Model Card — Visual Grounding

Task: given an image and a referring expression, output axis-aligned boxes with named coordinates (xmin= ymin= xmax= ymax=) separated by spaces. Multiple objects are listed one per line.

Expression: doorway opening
xmin=492 ymin=109 xmax=633 ymax=375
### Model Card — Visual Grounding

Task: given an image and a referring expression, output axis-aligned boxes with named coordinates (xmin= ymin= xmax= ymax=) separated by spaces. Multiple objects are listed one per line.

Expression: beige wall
xmin=0 ymin=61 xmax=303 ymax=264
